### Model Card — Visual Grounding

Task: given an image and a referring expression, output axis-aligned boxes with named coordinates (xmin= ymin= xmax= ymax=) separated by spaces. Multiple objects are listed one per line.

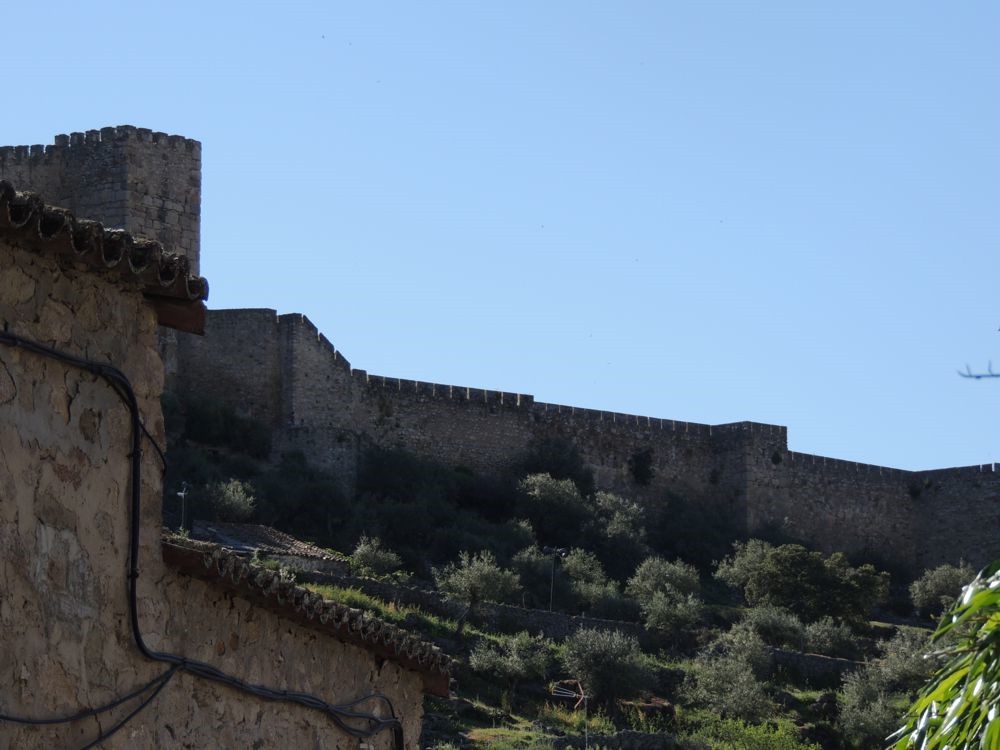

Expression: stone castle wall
xmin=0 ymin=245 xmax=422 ymax=748
xmin=174 ymin=308 xmax=1000 ymax=575
xmin=0 ymin=126 xmax=201 ymax=272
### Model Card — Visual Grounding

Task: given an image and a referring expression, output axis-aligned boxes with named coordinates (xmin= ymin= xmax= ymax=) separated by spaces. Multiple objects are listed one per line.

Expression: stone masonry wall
xmin=174 ymin=307 xmax=1000 ymax=577
xmin=0 ymin=246 xmax=421 ymax=749
xmin=0 ymin=127 xmax=201 ymax=272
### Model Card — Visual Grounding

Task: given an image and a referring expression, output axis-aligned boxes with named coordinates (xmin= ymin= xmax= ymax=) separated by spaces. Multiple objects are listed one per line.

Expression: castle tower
xmin=0 ymin=126 xmax=201 ymax=274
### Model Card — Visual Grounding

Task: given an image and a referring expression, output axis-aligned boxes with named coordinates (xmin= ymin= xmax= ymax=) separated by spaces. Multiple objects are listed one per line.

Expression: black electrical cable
xmin=0 ymin=331 xmax=406 ymax=749
xmin=0 ymin=666 xmax=176 ymax=726
xmin=76 ymin=668 xmax=177 ymax=750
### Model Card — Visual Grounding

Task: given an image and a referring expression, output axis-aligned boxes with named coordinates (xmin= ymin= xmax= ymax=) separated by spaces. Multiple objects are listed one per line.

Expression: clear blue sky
xmin=7 ymin=2 xmax=998 ymax=471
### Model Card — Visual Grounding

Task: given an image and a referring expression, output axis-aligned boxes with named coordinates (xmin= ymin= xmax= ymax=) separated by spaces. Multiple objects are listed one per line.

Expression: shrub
xmin=715 ymin=539 xmax=775 ymax=591
xmin=715 ymin=541 xmax=888 ymax=623
xmin=516 ymin=474 xmax=594 ymax=548
xmin=350 ymin=535 xmax=405 ymax=579
xmin=627 ymin=556 xmax=704 ymax=634
xmin=590 ymin=491 xmax=649 ymax=580
xmin=559 ymin=549 xmax=637 ymax=619
xmin=892 ymin=561 xmax=1000 ymax=750
xmin=679 ymin=715 xmax=821 ymax=750
xmin=514 ymin=437 xmax=595 ymax=497
xmin=874 ymin=628 xmax=936 ymax=692
xmin=837 ymin=669 xmax=900 ymax=748
xmin=561 ymin=628 xmax=652 ymax=706
xmin=804 ymin=617 xmax=860 ymax=659
xmin=688 ymin=656 xmax=773 ymax=724
xmin=835 ymin=628 xmax=937 ymax=747
xmin=573 ymin=580 xmax=640 ymax=621
xmin=206 ymin=478 xmax=256 ymax=521
xmin=908 ymin=561 xmax=975 ymax=618
xmin=627 ymin=556 xmax=701 ymax=601
xmin=512 ymin=546 xmax=573 ymax=610
xmin=468 ymin=632 xmax=552 ymax=689
xmin=742 ymin=606 xmax=805 ymax=650
xmin=434 ymin=550 xmax=520 ymax=606
xmin=562 ymin=548 xmax=608 ymax=588
xmin=688 ymin=624 xmax=773 ymax=723
xmin=711 ymin=622 xmax=773 ymax=678
xmin=642 ymin=590 xmax=703 ymax=633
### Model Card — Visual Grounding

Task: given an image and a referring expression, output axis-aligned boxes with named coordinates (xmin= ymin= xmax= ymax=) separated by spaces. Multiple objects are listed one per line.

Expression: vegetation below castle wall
xmin=162 ymin=390 xmax=989 ymax=750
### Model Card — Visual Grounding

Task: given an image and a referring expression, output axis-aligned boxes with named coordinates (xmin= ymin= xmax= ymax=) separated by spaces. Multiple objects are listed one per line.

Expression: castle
xmin=4 ymin=127 xmax=997 ymax=577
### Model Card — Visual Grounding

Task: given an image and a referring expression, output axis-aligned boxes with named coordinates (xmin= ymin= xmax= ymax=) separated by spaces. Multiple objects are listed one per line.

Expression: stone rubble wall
xmin=174 ymin=308 xmax=1000 ymax=575
xmin=0 ymin=243 xmax=423 ymax=749
xmin=298 ymin=570 xmax=650 ymax=646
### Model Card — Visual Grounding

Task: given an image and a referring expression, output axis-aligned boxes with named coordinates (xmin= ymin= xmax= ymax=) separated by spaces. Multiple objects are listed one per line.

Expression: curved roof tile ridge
xmin=0 ymin=179 xmax=208 ymax=332
xmin=162 ymin=537 xmax=452 ymax=696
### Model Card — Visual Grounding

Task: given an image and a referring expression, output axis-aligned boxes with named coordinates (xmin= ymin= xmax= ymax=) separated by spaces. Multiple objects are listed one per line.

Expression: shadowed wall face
xmin=175 ymin=307 xmax=1000 ymax=576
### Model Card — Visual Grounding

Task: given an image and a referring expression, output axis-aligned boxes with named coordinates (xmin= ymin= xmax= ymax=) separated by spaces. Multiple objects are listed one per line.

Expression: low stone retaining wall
xmin=553 ymin=730 xmax=678 ymax=749
xmin=769 ymin=647 xmax=862 ymax=688
xmin=297 ymin=569 xmax=650 ymax=644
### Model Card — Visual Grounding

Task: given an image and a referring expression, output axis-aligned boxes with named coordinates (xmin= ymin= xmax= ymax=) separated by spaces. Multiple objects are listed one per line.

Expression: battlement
xmin=0 ymin=126 xmax=201 ymax=272
xmin=785 ymin=450 xmax=911 ymax=479
xmin=0 ymin=126 xmax=201 ymax=164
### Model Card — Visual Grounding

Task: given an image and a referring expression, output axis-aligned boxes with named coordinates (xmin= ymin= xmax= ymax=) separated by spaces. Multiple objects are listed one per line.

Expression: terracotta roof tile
xmin=0 ymin=180 xmax=208 ymax=333
xmin=162 ymin=537 xmax=452 ymax=696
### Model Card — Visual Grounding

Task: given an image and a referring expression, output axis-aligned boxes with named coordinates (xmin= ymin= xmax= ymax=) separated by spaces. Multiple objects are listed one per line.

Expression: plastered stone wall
xmin=0 ymin=245 xmax=422 ymax=749
xmin=0 ymin=127 xmax=201 ymax=272
xmin=175 ymin=307 xmax=1000 ymax=576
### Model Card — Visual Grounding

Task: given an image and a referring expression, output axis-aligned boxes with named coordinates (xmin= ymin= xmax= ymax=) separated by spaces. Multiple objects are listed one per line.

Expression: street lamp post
xmin=177 ymin=481 xmax=189 ymax=532
xmin=542 ymin=546 xmax=567 ymax=611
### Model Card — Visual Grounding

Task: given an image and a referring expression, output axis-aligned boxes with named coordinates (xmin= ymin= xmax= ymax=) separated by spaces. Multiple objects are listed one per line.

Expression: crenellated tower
xmin=0 ymin=126 xmax=201 ymax=274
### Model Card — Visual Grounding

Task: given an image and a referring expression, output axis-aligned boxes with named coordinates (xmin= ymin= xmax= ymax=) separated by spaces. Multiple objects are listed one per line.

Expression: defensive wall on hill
xmin=175 ymin=308 xmax=1000 ymax=576
xmin=5 ymin=127 xmax=996 ymax=579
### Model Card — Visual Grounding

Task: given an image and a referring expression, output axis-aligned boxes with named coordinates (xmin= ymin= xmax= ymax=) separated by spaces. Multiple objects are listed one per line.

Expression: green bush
xmin=514 ymin=436 xmax=595 ymax=497
xmin=642 ymin=590 xmax=703 ymax=633
xmin=892 ymin=561 xmax=1000 ymax=750
xmin=835 ymin=628 xmax=937 ymax=748
xmin=559 ymin=548 xmax=637 ymax=619
xmin=688 ymin=624 xmax=773 ymax=723
xmin=627 ymin=556 xmax=701 ymax=600
xmin=206 ymin=478 xmax=256 ymax=521
xmin=516 ymin=474 xmax=594 ymax=548
xmin=837 ymin=669 xmax=901 ymax=748
xmin=627 ymin=556 xmax=704 ymax=634
xmin=873 ymin=628 xmax=937 ymax=692
xmin=742 ymin=606 xmax=805 ymax=650
xmin=560 ymin=628 xmax=652 ymax=706
xmin=688 ymin=656 xmax=773 ymax=723
xmin=350 ymin=535 xmax=405 ymax=579
xmin=468 ymin=632 xmax=552 ymax=697
xmin=679 ymin=715 xmax=821 ymax=750
xmin=434 ymin=550 xmax=521 ymax=606
xmin=715 ymin=539 xmax=775 ymax=591
xmin=591 ymin=491 xmax=650 ymax=580
xmin=714 ymin=540 xmax=889 ymax=623
xmin=908 ymin=561 xmax=975 ymax=618
xmin=804 ymin=617 xmax=860 ymax=659
xmin=511 ymin=546 xmax=573 ymax=610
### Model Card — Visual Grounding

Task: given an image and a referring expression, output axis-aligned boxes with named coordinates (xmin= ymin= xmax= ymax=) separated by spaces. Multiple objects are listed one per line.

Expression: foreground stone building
xmin=0 ymin=173 xmax=447 ymax=747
